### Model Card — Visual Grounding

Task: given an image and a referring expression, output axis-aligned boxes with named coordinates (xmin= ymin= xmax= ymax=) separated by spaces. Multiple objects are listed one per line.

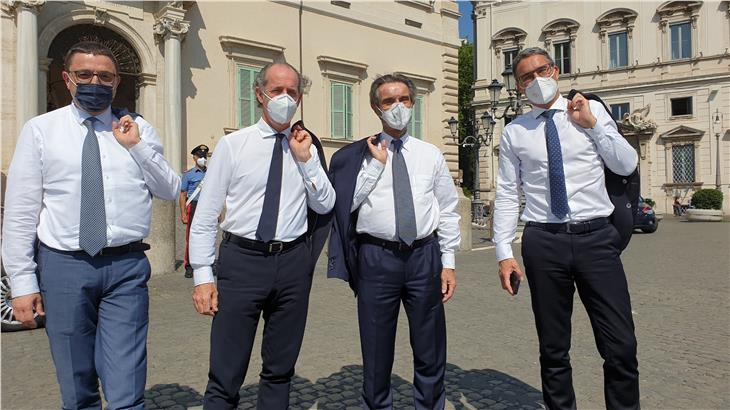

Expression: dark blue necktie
xmin=256 ymin=133 xmax=285 ymax=242
xmin=79 ymin=117 xmax=108 ymax=256
xmin=390 ymin=139 xmax=417 ymax=245
xmin=540 ymin=110 xmax=570 ymax=219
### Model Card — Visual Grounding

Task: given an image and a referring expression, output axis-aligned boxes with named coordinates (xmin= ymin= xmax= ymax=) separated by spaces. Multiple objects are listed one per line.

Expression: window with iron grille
xmin=670 ymin=97 xmax=692 ymax=116
xmin=237 ymin=66 xmax=262 ymax=128
xmin=672 ymin=144 xmax=695 ymax=183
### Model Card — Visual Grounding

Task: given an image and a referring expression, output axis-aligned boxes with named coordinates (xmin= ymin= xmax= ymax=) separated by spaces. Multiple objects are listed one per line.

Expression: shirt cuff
xmin=193 ymin=266 xmax=215 ymax=286
xmin=128 ymin=139 xmax=155 ymax=162
xmin=495 ymin=243 xmax=514 ymax=262
xmin=441 ymin=252 xmax=455 ymax=269
xmin=10 ymin=274 xmax=40 ymax=298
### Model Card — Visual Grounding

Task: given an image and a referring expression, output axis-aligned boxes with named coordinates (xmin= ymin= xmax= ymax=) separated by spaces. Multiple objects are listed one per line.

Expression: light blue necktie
xmin=391 ymin=139 xmax=417 ymax=246
xmin=540 ymin=110 xmax=570 ymax=219
xmin=79 ymin=118 xmax=108 ymax=256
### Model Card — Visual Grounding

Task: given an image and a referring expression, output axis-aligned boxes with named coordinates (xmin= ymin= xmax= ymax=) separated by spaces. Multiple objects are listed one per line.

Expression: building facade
xmin=1 ymin=0 xmax=467 ymax=274
xmin=472 ymin=0 xmax=730 ymax=215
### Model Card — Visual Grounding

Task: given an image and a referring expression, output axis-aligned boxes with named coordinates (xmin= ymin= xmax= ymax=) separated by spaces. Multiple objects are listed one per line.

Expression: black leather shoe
xmin=184 ymin=266 xmax=193 ymax=278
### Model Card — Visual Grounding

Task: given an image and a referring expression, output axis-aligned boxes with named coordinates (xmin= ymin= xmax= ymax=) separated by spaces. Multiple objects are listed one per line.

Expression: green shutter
xmin=331 ymin=82 xmax=353 ymax=139
xmin=409 ymin=96 xmax=423 ymax=139
xmin=237 ymin=66 xmax=261 ymax=128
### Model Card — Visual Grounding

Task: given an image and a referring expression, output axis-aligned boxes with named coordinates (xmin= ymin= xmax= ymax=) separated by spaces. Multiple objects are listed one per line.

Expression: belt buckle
xmin=566 ymin=221 xmax=587 ymax=234
xmin=397 ymin=242 xmax=411 ymax=252
xmin=268 ymin=241 xmax=284 ymax=253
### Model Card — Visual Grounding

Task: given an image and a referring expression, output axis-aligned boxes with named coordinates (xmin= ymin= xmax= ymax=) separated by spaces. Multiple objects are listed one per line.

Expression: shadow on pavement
xmin=144 ymin=363 xmax=542 ymax=409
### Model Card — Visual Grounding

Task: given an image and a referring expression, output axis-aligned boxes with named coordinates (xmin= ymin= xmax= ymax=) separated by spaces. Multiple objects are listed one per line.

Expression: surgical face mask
xmin=379 ymin=102 xmax=412 ymax=131
xmin=524 ymin=76 xmax=559 ymax=105
xmin=71 ymin=79 xmax=114 ymax=113
xmin=196 ymin=157 xmax=207 ymax=167
xmin=263 ymin=92 xmax=298 ymax=124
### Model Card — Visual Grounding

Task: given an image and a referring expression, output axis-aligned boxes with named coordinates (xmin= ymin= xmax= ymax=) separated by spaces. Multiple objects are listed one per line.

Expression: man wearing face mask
xmin=493 ymin=47 xmax=640 ymax=410
xmin=180 ymin=144 xmax=209 ymax=278
xmin=327 ymin=74 xmax=461 ymax=410
xmin=2 ymin=41 xmax=180 ymax=409
xmin=188 ymin=62 xmax=335 ymax=409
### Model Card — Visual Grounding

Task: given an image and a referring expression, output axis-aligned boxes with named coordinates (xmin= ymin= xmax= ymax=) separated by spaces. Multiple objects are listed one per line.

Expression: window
xmin=611 ymin=103 xmax=630 ymax=121
xmin=237 ymin=66 xmax=262 ymax=128
xmin=608 ymin=32 xmax=628 ymax=68
xmin=670 ymin=22 xmax=691 ymax=60
xmin=331 ymin=82 xmax=353 ymax=139
xmin=554 ymin=42 xmax=571 ymax=74
xmin=672 ymin=144 xmax=695 ymax=183
xmin=409 ymin=95 xmax=423 ymax=139
xmin=670 ymin=97 xmax=692 ymax=116
xmin=503 ymin=49 xmax=518 ymax=71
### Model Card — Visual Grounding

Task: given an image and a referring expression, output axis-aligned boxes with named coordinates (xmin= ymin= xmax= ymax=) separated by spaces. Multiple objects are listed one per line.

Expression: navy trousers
xmin=37 ymin=244 xmax=151 ymax=410
xmin=203 ymin=239 xmax=313 ymax=410
xmin=521 ymin=223 xmax=640 ymax=410
xmin=356 ymin=237 xmax=447 ymax=410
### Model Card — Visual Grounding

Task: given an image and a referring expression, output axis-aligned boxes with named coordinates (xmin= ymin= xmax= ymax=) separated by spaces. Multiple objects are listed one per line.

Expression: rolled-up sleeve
xmin=2 ymin=122 xmax=44 ymax=297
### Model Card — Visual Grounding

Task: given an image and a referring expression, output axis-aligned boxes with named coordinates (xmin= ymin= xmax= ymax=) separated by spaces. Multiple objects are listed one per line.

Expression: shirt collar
xmin=256 ymin=117 xmax=292 ymax=138
xmin=380 ymin=131 xmax=411 ymax=151
xmin=70 ymin=102 xmax=113 ymax=127
xmin=530 ymin=95 xmax=568 ymax=119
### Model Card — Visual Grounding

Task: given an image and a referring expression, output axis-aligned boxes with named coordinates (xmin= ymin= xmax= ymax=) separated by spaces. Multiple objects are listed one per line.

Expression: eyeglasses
xmin=517 ymin=64 xmax=555 ymax=86
xmin=70 ymin=70 xmax=117 ymax=85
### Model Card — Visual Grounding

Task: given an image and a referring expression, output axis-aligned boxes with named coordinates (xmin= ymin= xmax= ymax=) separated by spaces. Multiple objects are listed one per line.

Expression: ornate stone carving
xmin=153 ymin=16 xmax=190 ymax=41
xmin=620 ymin=104 xmax=658 ymax=132
xmin=3 ymin=0 xmax=44 ymax=14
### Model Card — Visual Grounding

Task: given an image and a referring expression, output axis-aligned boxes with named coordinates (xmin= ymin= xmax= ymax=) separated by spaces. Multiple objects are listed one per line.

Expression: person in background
xmin=180 ymin=144 xmax=209 ymax=278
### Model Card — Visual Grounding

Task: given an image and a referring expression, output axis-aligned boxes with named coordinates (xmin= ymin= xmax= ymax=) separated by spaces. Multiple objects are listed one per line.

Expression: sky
xmin=457 ymin=1 xmax=474 ymax=42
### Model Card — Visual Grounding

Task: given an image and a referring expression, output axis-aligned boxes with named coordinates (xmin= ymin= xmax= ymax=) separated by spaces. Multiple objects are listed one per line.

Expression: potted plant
xmin=685 ymin=189 xmax=724 ymax=222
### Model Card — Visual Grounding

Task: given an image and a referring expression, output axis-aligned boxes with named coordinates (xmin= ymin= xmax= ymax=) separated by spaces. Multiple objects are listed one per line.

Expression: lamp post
xmin=714 ymin=109 xmax=723 ymax=189
xmin=448 ymin=65 xmax=527 ymax=223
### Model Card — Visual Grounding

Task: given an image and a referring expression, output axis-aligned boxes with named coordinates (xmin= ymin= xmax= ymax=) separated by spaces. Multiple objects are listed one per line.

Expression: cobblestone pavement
xmin=2 ymin=218 xmax=729 ymax=409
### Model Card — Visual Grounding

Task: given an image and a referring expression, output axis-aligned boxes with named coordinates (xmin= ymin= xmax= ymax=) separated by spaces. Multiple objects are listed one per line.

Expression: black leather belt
xmin=42 ymin=240 xmax=150 ymax=257
xmin=357 ymin=232 xmax=437 ymax=252
xmin=222 ymin=232 xmax=306 ymax=254
xmin=526 ymin=217 xmax=610 ymax=234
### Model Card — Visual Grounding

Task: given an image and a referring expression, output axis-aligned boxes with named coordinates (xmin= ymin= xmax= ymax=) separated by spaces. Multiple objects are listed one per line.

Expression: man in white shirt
xmin=493 ymin=47 xmax=640 ymax=410
xmin=2 ymin=41 xmax=180 ymax=410
xmin=327 ymin=74 xmax=460 ymax=410
xmin=188 ymin=62 xmax=335 ymax=410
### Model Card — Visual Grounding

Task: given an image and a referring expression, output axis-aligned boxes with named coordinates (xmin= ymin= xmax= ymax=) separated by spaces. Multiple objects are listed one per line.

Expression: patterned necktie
xmin=540 ymin=110 xmax=570 ymax=219
xmin=79 ymin=118 xmax=108 ymax=256
xmin=390 ymin=139 xmax=417 ymax=246
xmin=256 ymin=133 xmax=285 ymax=242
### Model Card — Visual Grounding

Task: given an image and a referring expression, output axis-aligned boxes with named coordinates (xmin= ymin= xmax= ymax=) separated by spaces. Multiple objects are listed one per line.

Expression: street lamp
xmin=448 ymin=65 xmax=527 ymax=223
xmin=714 ymin=108 xmax=723 ymax=189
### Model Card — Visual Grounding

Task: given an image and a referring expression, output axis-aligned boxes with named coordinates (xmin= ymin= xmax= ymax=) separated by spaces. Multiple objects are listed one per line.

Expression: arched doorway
xmin=46 ymin=24 xmax=141 ymax=113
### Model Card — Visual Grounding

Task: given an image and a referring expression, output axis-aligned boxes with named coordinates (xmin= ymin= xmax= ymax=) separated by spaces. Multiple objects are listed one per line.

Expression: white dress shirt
xmin=2 ymin=103 xmax=181 ymax=297
xmin=352 ymin=132 xmax=461 ymax=269
xmin=493 ymin=95 xmax=638 ymax=261
xmin=189 ymin=118 xmax=336 ymax=285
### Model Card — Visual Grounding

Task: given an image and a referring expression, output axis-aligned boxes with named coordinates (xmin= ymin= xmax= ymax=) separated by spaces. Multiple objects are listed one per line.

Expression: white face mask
xmin=263 ymin=92 xmax=298 ymax=124
xmin=379 ymin=102 xmax=412 ymax=131
xmin=196 ymin=157 xmax=207 ymax=167
xmin=524 ymin=76 xmax=559 ymax=105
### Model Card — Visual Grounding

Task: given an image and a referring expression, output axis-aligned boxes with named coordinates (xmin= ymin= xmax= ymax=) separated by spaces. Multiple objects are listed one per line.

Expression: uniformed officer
xmin=180 ymin=144 xmax=209 ymax=278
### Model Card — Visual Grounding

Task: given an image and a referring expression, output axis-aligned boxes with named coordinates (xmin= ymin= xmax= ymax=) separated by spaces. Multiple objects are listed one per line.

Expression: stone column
xmin=38 ymin=56 xmax=51 ymax=114
xmin=8 ymin=0 xmax=44 ymax=130
xmin=154 ymin=5 xmax=189 ymax=173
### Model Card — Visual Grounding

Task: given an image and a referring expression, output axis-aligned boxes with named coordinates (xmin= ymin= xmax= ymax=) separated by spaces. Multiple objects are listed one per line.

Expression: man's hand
xmin=181 ymin=212 xmax=188 ymax=224
xmin=498 ymin=258 xmax=524 ymax=296
xmin=441 ymin=268 xmax=456 ymax=303
xmin=367 ymin=135 xmax=388 ymax=164
xmin=112 ymin=115 xmax=141 ymax=149
xmin=567 ymin=93 xmax=597 ymax=129
xmin=289 ymin=127 xmax=312 ymax=162
xmin=192 ymin=283 xmax=218 ymax=316
xmin=12 ymin=293 xmax=44 ymax=329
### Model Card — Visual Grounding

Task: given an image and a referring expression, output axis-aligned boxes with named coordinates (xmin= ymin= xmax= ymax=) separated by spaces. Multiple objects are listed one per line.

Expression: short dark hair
xmin=512 ymin=47 xmax=555 ymax=76
xmin=64 ymin=41 xmax=120 ymax=73
xmin=254 ymin=62 xmax=307 ymax=95
xmin=369 ymin=74 xmax=416 ymax=107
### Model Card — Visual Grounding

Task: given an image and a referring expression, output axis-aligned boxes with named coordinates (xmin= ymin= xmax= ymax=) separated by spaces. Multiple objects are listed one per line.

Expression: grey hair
xmin=254 ymin=62 xmax=309 ymax=96
xmin=512 ymin=47 xmax=555 ymax=75
xmin=369 ymin=74 xmax=416 ymax=107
